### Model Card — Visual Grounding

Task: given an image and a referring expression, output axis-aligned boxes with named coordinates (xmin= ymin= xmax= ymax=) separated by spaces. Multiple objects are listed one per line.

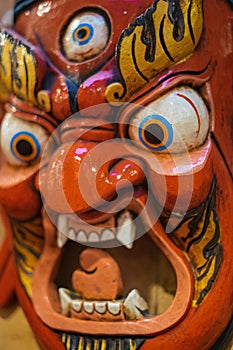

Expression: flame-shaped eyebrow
xmin=106 ymin=0 xmax=203 ymax=104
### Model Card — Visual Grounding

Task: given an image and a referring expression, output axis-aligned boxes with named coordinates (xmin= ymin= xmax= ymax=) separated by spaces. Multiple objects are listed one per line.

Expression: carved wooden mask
xmin=0 ymin=1 xmax=232 ymax=349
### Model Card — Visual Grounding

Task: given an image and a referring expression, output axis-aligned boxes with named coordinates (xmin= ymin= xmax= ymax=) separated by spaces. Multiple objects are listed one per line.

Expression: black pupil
xmin=144 ymin=123 xmax=164 ymax=145
xmin=77 ymin=28 xmax=87 ymax=39
xmin=16 ymin=140 xmax=33 ymax=157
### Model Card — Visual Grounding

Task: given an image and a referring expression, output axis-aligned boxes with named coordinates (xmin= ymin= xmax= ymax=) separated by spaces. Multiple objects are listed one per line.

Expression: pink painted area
xmin=74 ymin=147 xmax=88 ymax=156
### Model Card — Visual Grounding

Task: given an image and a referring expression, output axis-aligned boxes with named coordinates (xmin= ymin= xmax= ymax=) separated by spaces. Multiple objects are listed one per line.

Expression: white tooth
xmin=68 ymin=228 xmax=76 ymax=241
xmin=95 ymin=301 xmax=107 ymax=314
xmin=57 ymin=215 xmax=68 ymax=248
xmin=58 ymin=288 xmax=72 ymax=315
xmin=123 ymin=289 xmax=149 ymax=320
xmin=77 ymin=230 xmax=87 ymax=242
xmin=107 ymin=301 xmax=121 ymax=316
xmin=88 ymin=232 xmax=99 ymax=242
xmin=83 ymin=301 xmax=94 ymax=314
xmin=72 ymin=300 xmax=82 ymax=313
xmin=101 ymin=229 xmax=115 ymax=241
xmin=116 ymin=212 xmax=136 ymax=249
xmin=57 ymin=231 xmax=68 ymax=248
xmin=57 ymin=214 xmax=68 ymax=234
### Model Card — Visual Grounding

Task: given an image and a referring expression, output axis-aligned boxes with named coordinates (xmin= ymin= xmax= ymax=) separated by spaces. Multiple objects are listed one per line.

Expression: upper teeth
xmin=116 ymin=211 xmax=136 ymax=249
xmin=57 ymin=215 xmax=68 ymax=248
xmin=56 ymin=211 xmax=136 ymax=249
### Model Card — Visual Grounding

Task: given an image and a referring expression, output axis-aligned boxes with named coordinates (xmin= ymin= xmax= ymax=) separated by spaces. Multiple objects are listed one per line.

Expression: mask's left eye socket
xmin=61 ymin=10 xmax=110 ymax=62
xmin=128 ymin=87 xmax=210 ymax=154
xmin=1 ymin=113 xmax=49 ymax=166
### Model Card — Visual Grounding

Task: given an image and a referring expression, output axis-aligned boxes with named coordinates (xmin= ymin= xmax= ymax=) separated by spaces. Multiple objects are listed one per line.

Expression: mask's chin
xmin=32 ymin=204 xmax=194 ymax=336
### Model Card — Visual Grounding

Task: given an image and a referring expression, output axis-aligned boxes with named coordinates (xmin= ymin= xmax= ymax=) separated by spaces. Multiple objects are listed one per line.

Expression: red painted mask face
xmin=0 ymin=1 xmax=232 ymax=349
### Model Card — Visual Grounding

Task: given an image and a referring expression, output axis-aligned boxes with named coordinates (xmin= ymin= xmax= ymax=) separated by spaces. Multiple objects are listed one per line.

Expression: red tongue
xmin=72 ymin=248 xmax=123 ymax=300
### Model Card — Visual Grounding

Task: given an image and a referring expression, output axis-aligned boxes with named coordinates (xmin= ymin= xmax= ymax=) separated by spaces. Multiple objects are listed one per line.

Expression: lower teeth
xmin=58 ymin=288 xmax=149 ymax=321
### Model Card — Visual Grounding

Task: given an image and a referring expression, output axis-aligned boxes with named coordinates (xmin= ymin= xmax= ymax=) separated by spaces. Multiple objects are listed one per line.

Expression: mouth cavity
xmin=32 ymin=208 xmax=193 ymax=335
xmin=55 ymin=210 xmax=177 ymax=322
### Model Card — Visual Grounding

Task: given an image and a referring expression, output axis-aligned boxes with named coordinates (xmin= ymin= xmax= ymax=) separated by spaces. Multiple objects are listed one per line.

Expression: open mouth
xmin=32 ymin=201 xmax=193 ymax=336
xmin=56 ymin=210 xmax=176 ymax=322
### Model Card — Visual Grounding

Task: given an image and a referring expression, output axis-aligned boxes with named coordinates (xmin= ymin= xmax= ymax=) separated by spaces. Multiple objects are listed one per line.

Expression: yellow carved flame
xmin=0 ymin=30 xmax=51 ymax=113
xmin=106 ymin=0 xmax=203 ymax=104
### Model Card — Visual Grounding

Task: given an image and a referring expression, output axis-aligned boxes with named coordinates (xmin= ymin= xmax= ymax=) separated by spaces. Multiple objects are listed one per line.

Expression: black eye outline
xmin=10 ymin=131 xmax=41 ymax=162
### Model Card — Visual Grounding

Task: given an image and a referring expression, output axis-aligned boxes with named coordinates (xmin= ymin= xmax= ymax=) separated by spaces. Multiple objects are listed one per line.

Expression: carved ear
xmin=106 ymin=0 xmax=203 ymax=104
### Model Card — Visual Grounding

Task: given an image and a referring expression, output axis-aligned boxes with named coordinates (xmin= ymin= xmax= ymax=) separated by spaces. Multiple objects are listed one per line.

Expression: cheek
xmin=149 ymin=153 xmax=214 ymax=212
xmin=0 ymin=176 xmax=41 ymax=220
xmin=0 ymin=159 xmax=41 ymax=220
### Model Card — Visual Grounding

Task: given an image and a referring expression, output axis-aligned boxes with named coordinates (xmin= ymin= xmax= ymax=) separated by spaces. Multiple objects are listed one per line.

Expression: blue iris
xmin=72 ymin=23 xmax=94 ymax=46
xmin=139 ymin=114 xmax=173 ymax=151
xmin=10 ymin=131 xmax=41 ymax=161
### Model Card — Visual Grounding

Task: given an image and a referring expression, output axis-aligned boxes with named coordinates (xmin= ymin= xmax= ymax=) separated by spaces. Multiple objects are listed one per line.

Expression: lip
xmin=32 ymin=197 xmax=194 ymax=336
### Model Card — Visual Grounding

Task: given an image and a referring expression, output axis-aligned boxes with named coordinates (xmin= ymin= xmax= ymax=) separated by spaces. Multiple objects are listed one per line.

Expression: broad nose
xmin=40 ymin=140 xmax=146 ymax=214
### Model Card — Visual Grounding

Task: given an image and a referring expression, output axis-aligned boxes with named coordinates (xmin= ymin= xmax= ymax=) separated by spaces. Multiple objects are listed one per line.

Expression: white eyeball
xmin=61 ymin=10 xmax=110 ymax=62
xmin=129 ymin=87 xmax=210 ymax=154
xmin=1 ymin=113 xmax=49 ymax=166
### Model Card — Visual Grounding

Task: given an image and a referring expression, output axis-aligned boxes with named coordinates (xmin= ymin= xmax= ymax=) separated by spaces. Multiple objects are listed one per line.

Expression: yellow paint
xmin=94 ymin=339 xmax=99 ymax=350
xmin=101 ymin=339 xmax=107 ymax=350
xmin=0 ymin=38 xmax=14 ymax=90
xmin=13 ymin=45 xmax=32 ymax=102
xmin=174 ymin=207 xmax=221 ymax=306
xmin=106 ymin=0 xmax=203 ymax=104
xmin=66 ymin=335 xmax=71 ymax=350
xmin=62 ymin=334 xmax=67 ymax=343
xmin=191 ymin=211 xmax=220 ymax=306
xmin=0 ymin=82 xmax=9 ymax=102
xmin=12 ymin=218 xmax=43 ymax=297
xmin=78 ymin=337 xmax=84 ymax=350
xmin=37 ymin=90 xmax=51 ymax=113
xmin=85 ymin=342 xmax=91 ymax=350
xmin=130 ymin=339 xmax=137 ymax=350
xmin=0 ymin=30 xmax=51 ymax=112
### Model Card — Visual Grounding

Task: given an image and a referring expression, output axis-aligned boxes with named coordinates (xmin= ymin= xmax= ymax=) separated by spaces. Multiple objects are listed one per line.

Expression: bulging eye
xmin=61 ymin=10 xmax=110 ymax=62
xmin=1 ymin=113 xmax=49 ymax=166
xmin=129 ymin=87 xmax=210 ymax=154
